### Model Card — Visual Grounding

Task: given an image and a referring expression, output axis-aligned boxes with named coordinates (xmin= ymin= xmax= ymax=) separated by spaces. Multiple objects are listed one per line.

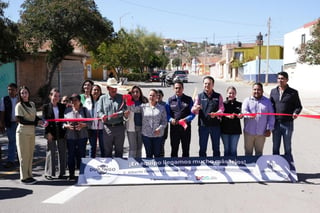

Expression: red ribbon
xmin=46 ymin=112 xmax=320 ymax=123
xmin=46 ymin=118 xmax=101 ymax=122
xmin=208 ymin=112 xmax=320 ymax=119
xmin=122 ymin=94 xmax=135 ymax=106
xmin=178 ymin=120 xmax=188 ymax=130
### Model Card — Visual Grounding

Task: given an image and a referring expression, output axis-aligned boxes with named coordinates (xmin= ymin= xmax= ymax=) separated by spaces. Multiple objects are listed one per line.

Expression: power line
xmin=119 ymin=0 xmax=264 ymax=27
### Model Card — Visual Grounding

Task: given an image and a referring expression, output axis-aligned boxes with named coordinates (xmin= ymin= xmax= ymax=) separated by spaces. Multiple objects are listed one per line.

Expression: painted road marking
xmin=42 ymin=186 xmax=88 ymax=204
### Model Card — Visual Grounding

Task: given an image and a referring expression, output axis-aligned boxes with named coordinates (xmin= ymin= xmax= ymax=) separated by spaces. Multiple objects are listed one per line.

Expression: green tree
xmin=133 ymin=28 xmax=164 ymax=72
xmin=19 ymin=0 xmax=114 ymax=102
xmin=0 ymin=1 xmax=24 ymax=64
xmin=148 ymin=54 xmax=162 ymax=70
xmin=94 ymin=29 xmax=138 ymax=76
xmin=159 ymin=51 xmax=170 ymax=69
xmin=296 ymin=19 xmax=320 ymax=65
xmin=172 ymin=57 xmax=182 ymax=69
xmin=94 ymin=28 xmax=167 ymax=77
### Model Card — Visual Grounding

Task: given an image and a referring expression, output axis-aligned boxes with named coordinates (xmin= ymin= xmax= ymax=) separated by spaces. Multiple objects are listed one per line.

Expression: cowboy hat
xmin=106 ymin=78 xmax=119 ymax=88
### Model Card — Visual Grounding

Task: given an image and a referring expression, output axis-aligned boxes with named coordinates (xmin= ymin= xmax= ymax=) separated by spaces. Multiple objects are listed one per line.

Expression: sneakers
xmin=21 ymin=177 xmax=37 ymax=185
xmin=44 ymin=175 xmax=54 ymax=180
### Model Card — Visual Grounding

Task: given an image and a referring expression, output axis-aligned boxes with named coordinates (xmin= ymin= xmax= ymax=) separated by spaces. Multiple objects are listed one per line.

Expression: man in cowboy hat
xmin=97 ymin=78 xmax=129 ymax=158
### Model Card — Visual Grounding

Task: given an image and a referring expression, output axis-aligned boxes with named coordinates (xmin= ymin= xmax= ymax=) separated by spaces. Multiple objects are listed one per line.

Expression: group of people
xmin=0 ymin=71 xmax=302 ymax=184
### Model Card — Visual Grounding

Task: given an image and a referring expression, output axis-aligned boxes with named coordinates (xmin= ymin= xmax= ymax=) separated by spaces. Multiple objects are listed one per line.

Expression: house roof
xmin=36 ymin=39 xmax=89 ymax=57
xmin=197 ymin=56 xmax=221 ymax=65
xmin=303 ymin=19 xmax=319 ymax=28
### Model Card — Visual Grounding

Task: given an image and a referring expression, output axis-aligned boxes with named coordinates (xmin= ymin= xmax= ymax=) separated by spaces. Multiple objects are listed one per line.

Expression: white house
xmin=283 ymin=19 xmax=320 ymax=92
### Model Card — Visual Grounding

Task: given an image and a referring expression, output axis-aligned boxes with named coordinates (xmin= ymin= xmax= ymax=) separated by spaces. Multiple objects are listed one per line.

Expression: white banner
xmin=77 ymin=155 xmax=297 ymax=185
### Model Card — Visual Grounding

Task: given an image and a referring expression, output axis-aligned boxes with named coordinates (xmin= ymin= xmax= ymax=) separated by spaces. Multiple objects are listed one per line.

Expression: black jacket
xmin=198 ymin=91 xmax=221 ymax=126
xmin=221 ymin=99 xmax=242 ymax=134
xmin=270 ymin=85 xmax=302 ymax=122
xmin=42 ymin=102 xmax=66 ymax=139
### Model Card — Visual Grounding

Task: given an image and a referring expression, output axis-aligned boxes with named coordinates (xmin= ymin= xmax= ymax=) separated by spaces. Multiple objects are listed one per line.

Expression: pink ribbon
xmin=178 ymin=120 xmax=188 ymax=130
xmin=123 ymin=94 xmax=135 ymax=106
xmin=208 ymin=112 xmax=320 ymax=119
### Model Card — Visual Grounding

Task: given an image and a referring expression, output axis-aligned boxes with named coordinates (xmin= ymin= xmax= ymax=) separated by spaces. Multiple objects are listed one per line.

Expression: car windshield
xmin=175 ymin=71 xmax=186 ymax=75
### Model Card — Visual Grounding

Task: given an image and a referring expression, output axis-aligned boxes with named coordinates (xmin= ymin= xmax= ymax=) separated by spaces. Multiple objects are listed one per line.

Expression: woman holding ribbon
xmin=63 ymin=93 xmax=91 ymax=180
xmin=88 ymin=84 xmax=105 ymax=158
xmin=125 ymin=85 xmax=147 ymax=158
xmin=42 ymin=88 xmax=67 ymax=180
xmin=128 ymin=89 xmax=167 ymax=158
xmin=220 ymin=86 xmax=243 ymax=157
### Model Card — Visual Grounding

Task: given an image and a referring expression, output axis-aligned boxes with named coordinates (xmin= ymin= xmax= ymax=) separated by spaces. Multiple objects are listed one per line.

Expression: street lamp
xmin=256 ymin=32 xmax=263 ymax=82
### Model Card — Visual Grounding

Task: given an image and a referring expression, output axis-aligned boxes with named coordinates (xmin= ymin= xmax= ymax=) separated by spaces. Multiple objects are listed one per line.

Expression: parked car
xmin=173 ymin=70 xmax=188 ymax=83
xmin=165 ymin=71 xmax=174 ymax=87
xmin=150 ymin=72 xmax=160 ymax=82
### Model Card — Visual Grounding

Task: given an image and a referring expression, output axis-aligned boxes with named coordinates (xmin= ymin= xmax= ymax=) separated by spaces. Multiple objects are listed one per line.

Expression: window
xmin=301 ymin=34 xmax=306 ymax=45
xmin=234 ymin=52 xmax=244 ymax=62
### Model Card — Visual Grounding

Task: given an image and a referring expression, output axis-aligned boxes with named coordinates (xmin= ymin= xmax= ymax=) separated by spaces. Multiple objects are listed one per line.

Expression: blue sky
xmin=4 ymin=0 xmax=320 ymax=45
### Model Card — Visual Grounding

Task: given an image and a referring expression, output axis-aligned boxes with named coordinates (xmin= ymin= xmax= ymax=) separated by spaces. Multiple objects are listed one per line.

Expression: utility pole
xmin=119 ymin=12 xmax=130 ymax=29
xmin=256 ymin=33 xmax=263 ymax=82
xmin=212 ymin=33 xmax=215 ymax=45
xmin=204 ymin=37 xmax=207 ymax=75
xmin=265 ymin=17 xmax=271 ymax=85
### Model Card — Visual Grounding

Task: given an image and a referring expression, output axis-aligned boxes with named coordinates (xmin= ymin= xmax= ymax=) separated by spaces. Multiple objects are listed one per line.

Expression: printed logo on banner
xmin=78 ymin=155 xmax=298 ymax=185
xmin=256 ymin=155 xmax=296 ymax=181
xmin=84 ymin=158 xmax=120 ymax=184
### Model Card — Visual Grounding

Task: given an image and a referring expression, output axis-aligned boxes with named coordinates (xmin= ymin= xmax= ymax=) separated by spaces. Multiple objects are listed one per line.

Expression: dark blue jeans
xmin=6 ymin=122 xmax=17 ymax=162
xmin=221 ymin=134 xmax=240 ymax=156
xmin=272 ymin=120 xmax=294 ymax=161
xmin=142 ymin=135 xmax=162 ymax=158
xmin=67 ymin=138 xmax=87 ymax=176
xmin=89 ymin=129 xmax=105 ymax=158
xmin=199 ymin=126 xmax=221 ymax=157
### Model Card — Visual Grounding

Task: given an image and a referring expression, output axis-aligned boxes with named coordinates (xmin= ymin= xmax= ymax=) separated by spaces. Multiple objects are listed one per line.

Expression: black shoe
xmin=67 ymin=175 xmax=76 ymax=181
xmin=58 ymin=175 xmax=67 ymax=179
xmin=44 ymin=175 xmax=53 ymax=180
xmin=3 ymin=161 xmax=15 ymax=168
xmin=21 ymin=177 xmax=37 ymax=185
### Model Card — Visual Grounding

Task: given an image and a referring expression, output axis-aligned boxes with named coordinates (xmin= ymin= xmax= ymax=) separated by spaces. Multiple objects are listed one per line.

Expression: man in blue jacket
xmin=167 ymin=81 xmax=195 ymax=157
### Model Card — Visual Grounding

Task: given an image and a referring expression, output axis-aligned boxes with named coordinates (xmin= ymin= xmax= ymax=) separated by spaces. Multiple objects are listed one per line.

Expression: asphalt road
xmin=0 ymin=74 xmax=319 ymax=213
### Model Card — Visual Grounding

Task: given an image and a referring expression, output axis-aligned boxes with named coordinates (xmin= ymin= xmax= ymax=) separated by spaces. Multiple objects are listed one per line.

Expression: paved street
xmin=0 ymin=74 xmax=320 ymax=213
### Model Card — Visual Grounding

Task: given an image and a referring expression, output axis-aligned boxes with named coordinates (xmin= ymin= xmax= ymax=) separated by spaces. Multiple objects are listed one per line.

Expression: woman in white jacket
xmin=126 ymin=86 xmax=147 ymax=158
xmin=128 ymin=89 xmax=167 ymax=158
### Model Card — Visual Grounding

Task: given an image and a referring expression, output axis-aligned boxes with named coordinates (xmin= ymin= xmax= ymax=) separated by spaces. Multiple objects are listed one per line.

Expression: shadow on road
xmin=0 ymin=187 xmax=33 ymax=200
xmin=297 ymin=173 xmax=320 ymax=185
